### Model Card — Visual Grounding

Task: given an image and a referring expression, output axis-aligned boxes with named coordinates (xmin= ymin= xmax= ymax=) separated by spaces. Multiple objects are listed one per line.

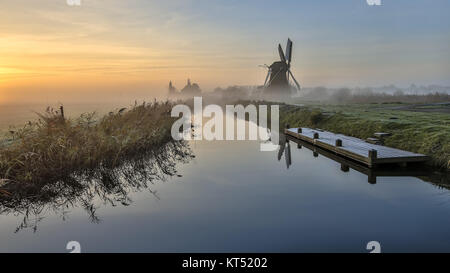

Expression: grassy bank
xmin=0 ymin=101 xmax=175 ymax=187
xmin=282 ymin=103 xmax=450 ymax=169
xmin=241 ymin=101 xmax=449 ymax=169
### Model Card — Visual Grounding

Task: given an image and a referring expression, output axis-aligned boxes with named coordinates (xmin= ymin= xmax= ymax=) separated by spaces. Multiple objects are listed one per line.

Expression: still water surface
xmin=0 ymin=104 xmax=449 ymax=252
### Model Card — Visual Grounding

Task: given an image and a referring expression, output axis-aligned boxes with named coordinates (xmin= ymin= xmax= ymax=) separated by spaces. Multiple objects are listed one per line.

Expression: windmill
xmin=262 ymin=38 xmax=301 ymax=96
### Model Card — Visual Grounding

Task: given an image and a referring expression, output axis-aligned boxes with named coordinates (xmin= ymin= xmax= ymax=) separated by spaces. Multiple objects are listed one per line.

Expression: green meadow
xmin=276 ymin=103 xmax=450 ymax=169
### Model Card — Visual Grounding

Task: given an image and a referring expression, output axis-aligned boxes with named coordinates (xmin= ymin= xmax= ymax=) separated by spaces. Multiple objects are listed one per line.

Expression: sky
xmin=0 ymin=0 xmax=449 ymax=103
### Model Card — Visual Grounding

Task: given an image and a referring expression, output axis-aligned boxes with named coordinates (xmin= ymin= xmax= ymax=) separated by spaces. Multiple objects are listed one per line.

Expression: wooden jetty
xmin=284 ymin=127 xmax=429 ymax=168
xmin=285 ymin=135 xmax=432 ymax=184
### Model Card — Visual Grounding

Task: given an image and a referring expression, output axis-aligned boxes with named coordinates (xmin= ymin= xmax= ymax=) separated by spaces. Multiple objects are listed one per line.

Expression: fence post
xmin=60 ymin=106 xmax=65 ymax=119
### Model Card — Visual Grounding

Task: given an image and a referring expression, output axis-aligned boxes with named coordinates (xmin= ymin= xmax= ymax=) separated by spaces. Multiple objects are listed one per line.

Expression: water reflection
xmin=277 ymin=137 xmax=291 ymax=169
xmin=282 ymin=134 xmax=450 ymax=187
xmin=0 ymin=140 xmax=194 ymax=232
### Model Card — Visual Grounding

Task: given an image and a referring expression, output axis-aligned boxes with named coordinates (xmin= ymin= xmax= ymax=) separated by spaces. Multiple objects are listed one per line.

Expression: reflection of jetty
xmin=285 ymin=127 xmax=429 ymax=168
xmin=284 ymin=135 xmax=434 ymax=184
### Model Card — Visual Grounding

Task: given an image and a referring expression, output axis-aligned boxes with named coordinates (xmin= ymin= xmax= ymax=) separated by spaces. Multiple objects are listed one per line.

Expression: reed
xmin=0 ymin=101 xmax=176 ymax=186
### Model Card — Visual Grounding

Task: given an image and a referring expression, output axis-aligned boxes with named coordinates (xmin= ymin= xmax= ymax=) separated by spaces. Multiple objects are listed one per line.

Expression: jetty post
xmin=368 ymin=149 xmax=377 ymax=167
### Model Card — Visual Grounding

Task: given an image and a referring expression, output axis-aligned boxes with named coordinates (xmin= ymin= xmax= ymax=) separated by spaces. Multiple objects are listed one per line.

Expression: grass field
xmin=256 ymin=101 xmax=450 ymax=169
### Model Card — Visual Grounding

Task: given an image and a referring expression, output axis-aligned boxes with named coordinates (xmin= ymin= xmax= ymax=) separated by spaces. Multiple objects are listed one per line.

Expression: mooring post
xmin=335 ymin=139 xmax=342 ymax=147
xmin=368 ymin=149 xmax=377 ymax=167
xmin=368 ymin=173 xmax=377 ymax=184
xmin=60 ymin=105 xmax=65 ymax=119
xmin=285 ymin=124 xmax=290 ymax=129
xmin=297 ymin=127 xmax=302 ymax=134
xmin=313 ymin=132 xmax=319 ymax=139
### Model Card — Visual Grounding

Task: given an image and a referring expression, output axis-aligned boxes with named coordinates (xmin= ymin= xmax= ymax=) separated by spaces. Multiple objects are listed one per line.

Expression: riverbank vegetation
xmin=242 ymin=101 xmax=449 ymax=169
xmin=0 ymin=140 xmax=193 ymax=232
xmin=283 ymin=103 xmax=449 ymax=169
xmin=0 ymin=101 xmax=177 ymax=188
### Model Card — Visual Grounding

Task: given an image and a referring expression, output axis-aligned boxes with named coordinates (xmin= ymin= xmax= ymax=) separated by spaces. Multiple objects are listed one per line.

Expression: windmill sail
xmin=264 ymin=69 xmax=271 ymax=86
xmin=288 ymin=70 xmax=301 ymax=90
xmin=285 ymin=38 xmax=292 ymax=65
xmin=278 ymin=44 xmax=286 ymax=63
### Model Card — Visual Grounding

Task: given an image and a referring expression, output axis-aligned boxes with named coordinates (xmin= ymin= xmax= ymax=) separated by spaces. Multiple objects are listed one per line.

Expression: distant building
xmin=168 ymin=81 xmax=178 ymax=97
xmin=180 ymin=79 xmax=202 ymax=96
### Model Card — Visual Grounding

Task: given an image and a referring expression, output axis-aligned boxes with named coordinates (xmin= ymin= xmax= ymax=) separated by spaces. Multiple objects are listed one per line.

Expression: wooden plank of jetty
xmin=285 ymin=135 xmax=432 ymax=183
xmin=284 ymin=127 xmax=429 ymax=167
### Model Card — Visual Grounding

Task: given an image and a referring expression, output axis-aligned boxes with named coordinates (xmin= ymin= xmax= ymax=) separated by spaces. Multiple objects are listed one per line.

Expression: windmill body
xmin=262 ymin=38 xmax=301 ymax=98
xmin=268 ymin=61 xmax=289 ymax=88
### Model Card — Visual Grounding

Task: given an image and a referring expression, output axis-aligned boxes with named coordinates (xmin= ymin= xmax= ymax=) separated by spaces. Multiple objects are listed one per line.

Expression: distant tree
xmin=303 ymin=86 xmax=329 ymax=101
xmin=357 ymin=88 xmax=374 ymax=96
xmin=313 ymin=86 xmax=328 ymax=97
xmin=331 ymin=88 xmax=352 ymax=103
xmin=394 ymin=89 xmax=405 ymax=97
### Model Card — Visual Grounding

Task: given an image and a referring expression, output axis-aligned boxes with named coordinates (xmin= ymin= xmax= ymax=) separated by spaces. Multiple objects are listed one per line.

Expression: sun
xmin=0 ymin=67 xmax=26 ymax=83
xmin=0 ymin=67 xmax=23 ymax=74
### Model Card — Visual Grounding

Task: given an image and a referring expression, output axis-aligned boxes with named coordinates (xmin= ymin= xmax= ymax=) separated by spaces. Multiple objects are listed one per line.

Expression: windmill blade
xmin=278 ymin=44 xmax=286 ymax=63
xmin=263 ymin=69 xmax=271 ymax=86
xmin=285 ymin=38 xmax=293 ymax=66
xmin=288 ymin=69 xmax=301 ymax=91
xmin=277 ymin=136 xmax=286 ymax=161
